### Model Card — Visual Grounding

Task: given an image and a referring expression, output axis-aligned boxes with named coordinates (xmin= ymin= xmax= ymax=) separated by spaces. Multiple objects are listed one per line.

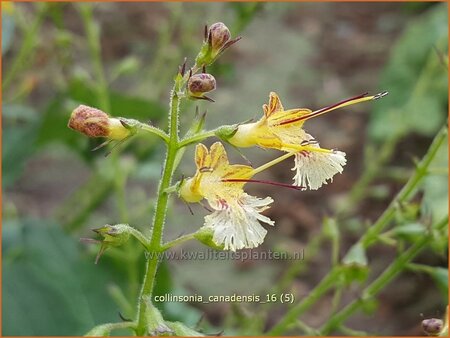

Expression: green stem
xmin=161 ymin=232 xmax=197 ymax=251
xmin=319 ymin=217 xmax=448 ymax=335
xmin=178 ymin=129 xmax=216 ymax=148
xmin=359 ymin=126 xmax=447 ymax=248
xmin=128 ymin=226 xmax=151 ymax=250
xmin=135 ymin=86 xmax=180 ymax=335
xmin=268 ymin=267 xmax=342 ymax=335
xmin=140 ymin=124 xmax=170 ymax=143
xmin=85 ymin=321 xmax=136 ymax=336
xmin=268 ymin=126 xmax=448 ymax=335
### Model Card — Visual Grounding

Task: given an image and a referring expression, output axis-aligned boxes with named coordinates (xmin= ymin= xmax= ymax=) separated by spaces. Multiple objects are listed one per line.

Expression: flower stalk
xmin=135 ymin=84 xmax=181 ymax=335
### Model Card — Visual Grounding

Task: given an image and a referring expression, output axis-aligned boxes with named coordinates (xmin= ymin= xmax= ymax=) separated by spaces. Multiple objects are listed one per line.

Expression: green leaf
xmin=2 ymin=104 xmax=40 ymax=187
xmin=369 ymin=4 xmax=448 ymax=141
xmin=392 ymin=222 xmax=427 ymax=241
xmin=408 ymin=264 xmax=448 ymax=298
xmin=68 ymin=78 xmax=166 ymax=121
xmin=2 ymin=220 xmax=130 ymax=335
xmin=422 ymin=135 xmax=448 ymax=223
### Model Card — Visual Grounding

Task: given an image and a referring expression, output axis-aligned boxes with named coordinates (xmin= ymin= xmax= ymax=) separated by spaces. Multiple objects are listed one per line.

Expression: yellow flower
xmin=179 ymin=142 xmax=274 ymax=251
xmin=228 ymin=91 xmax=387 ymax=190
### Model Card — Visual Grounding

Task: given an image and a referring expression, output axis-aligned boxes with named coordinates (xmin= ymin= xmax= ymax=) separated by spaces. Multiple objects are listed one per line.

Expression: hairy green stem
xmin=135 ymin=86 xmax=180 ymax=335
xmin=140 ymin=124 xmax=170 ymax=143
xmin=161 ymin=232 xmax=197 ymax=251
xmin=178 ymin=129 xmax=216 ymax=148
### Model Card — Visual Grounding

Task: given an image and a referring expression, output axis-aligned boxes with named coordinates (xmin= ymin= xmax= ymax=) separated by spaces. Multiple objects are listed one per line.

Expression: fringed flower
xmin=179 ymin=142 xmax=275 ymax=251
xmin=227 ymin=91 xmax=386 ymax=190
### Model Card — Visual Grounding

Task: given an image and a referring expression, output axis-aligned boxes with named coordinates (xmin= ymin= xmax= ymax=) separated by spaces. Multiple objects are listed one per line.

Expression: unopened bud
xmin=209 ymin=22 xmax=231 ymax=53
xmin=90 ymin=224 xmax=132 ymax=264
xmin=68 ymin=105 xmax=132 ymax=140
xmin=188 ymin=73 xmax=216 ymax=99
xmin=195 ymin=22 xmax=241 ymax=67
xmin=422 ymin=318 xmax=444 ymax=336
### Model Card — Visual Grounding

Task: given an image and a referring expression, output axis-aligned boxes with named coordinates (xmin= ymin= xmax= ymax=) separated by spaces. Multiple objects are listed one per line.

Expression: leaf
xmin=68 ymin=78 xmax=166 ymax=121
xmin=422 ymin=135 xmax=448 ymax=223
xmin=392 ymin=222 xmax=427 ymax=241
xmin=408 ymin=264 xmax=448 ymax=298
xmin=428 ymin=267 xmax=448 ymax=299
xmin=2 ymin=220 xmax=130 ymax=335
xmin=369 ymin=4 xmax=448 ymax=141
xmin=2 ymin=104 xmax=40 ymax=187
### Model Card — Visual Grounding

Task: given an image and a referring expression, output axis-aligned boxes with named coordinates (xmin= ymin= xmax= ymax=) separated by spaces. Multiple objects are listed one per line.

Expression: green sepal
xmin=166 ymin=321 xmax=205 ymax=336
xmin=93 ymin=223 xmax=131 ymax=247
xmin=144 ymin=300 xmax=172 ymax=335
xmin=194 ymin=227 xmax=225 ymax=250
xmin=215 ymin=124 xmax=239 ymax=141
xmin=341 ymin=242 xmax=369 ymax=284
xmin=195 ymin=42 xmax=213 ymax=67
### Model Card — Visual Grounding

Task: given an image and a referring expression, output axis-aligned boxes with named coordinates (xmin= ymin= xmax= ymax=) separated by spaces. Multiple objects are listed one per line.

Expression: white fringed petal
xmin=292 ymin=150 xmax=347 ymax=190
xmin=204 ymin=194 xmax=274 ymax=251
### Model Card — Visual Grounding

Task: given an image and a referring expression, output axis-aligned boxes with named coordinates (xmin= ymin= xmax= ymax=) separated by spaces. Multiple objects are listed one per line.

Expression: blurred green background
xmin=2 ymin=2 xmax=448 ymax=336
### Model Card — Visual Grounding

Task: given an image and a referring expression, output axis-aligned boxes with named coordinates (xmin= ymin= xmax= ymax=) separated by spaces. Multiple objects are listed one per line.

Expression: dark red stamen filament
xmin=278 ymin=92 xmax=369 ymax=126
xmin=222 ymin=178 xmax=304 ymax=191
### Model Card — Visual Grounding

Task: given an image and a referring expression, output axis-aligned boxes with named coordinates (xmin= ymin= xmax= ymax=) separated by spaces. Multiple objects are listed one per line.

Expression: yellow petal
xmin=195 ymin=143 xmax=209 ymax=169
xmin=222 ymin=164 xmax=254 ymax=180
xmin=209 ymin=142 xmax=229 ymax=170
xmin=265 ymin=92 xmax=284 ymax=117
xmin=267 ymin=108 xmax=312 ymax=126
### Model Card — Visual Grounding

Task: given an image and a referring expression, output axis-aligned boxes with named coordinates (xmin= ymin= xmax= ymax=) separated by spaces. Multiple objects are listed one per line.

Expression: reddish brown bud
xmin=68 ymin=105 xmax=110 ymax=137
xmin=195 ymin=22 xmax=240 ymax=67
xmin=188 ymin=73 xmax=216 ymax=98
xmin=209 ymin=22 xmax=231 ymax=53
xmin=422 ymin=318 xmax=443 ymax=336
xmin=68 ymin=105 xmax=132 ymax=140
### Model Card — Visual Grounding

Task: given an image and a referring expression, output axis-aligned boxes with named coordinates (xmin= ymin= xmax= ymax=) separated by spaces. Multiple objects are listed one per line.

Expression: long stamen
xmin=222 ymin=178 xmax=304 ymax=191
xmin=250 ymin=151 xmax=296 ymax=176
xmin=278 ymin=91 xmax=388 ymax=126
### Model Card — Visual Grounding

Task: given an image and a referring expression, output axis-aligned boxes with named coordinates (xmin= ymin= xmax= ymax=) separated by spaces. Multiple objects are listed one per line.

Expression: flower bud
xmin=422 ymin=318 xmax=444 ymax=336
xmin=187 ymin=73 xmax=216 ymax=99
xmin=90 ymin=224 xmax=132 ymax=264
xmin=195 ymin=22 xmax=241 ymax=67
xmin=68 ymin=105 xmax=132 ymax=140
xmin=209 ymin=22 xmax=231 ymax=53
